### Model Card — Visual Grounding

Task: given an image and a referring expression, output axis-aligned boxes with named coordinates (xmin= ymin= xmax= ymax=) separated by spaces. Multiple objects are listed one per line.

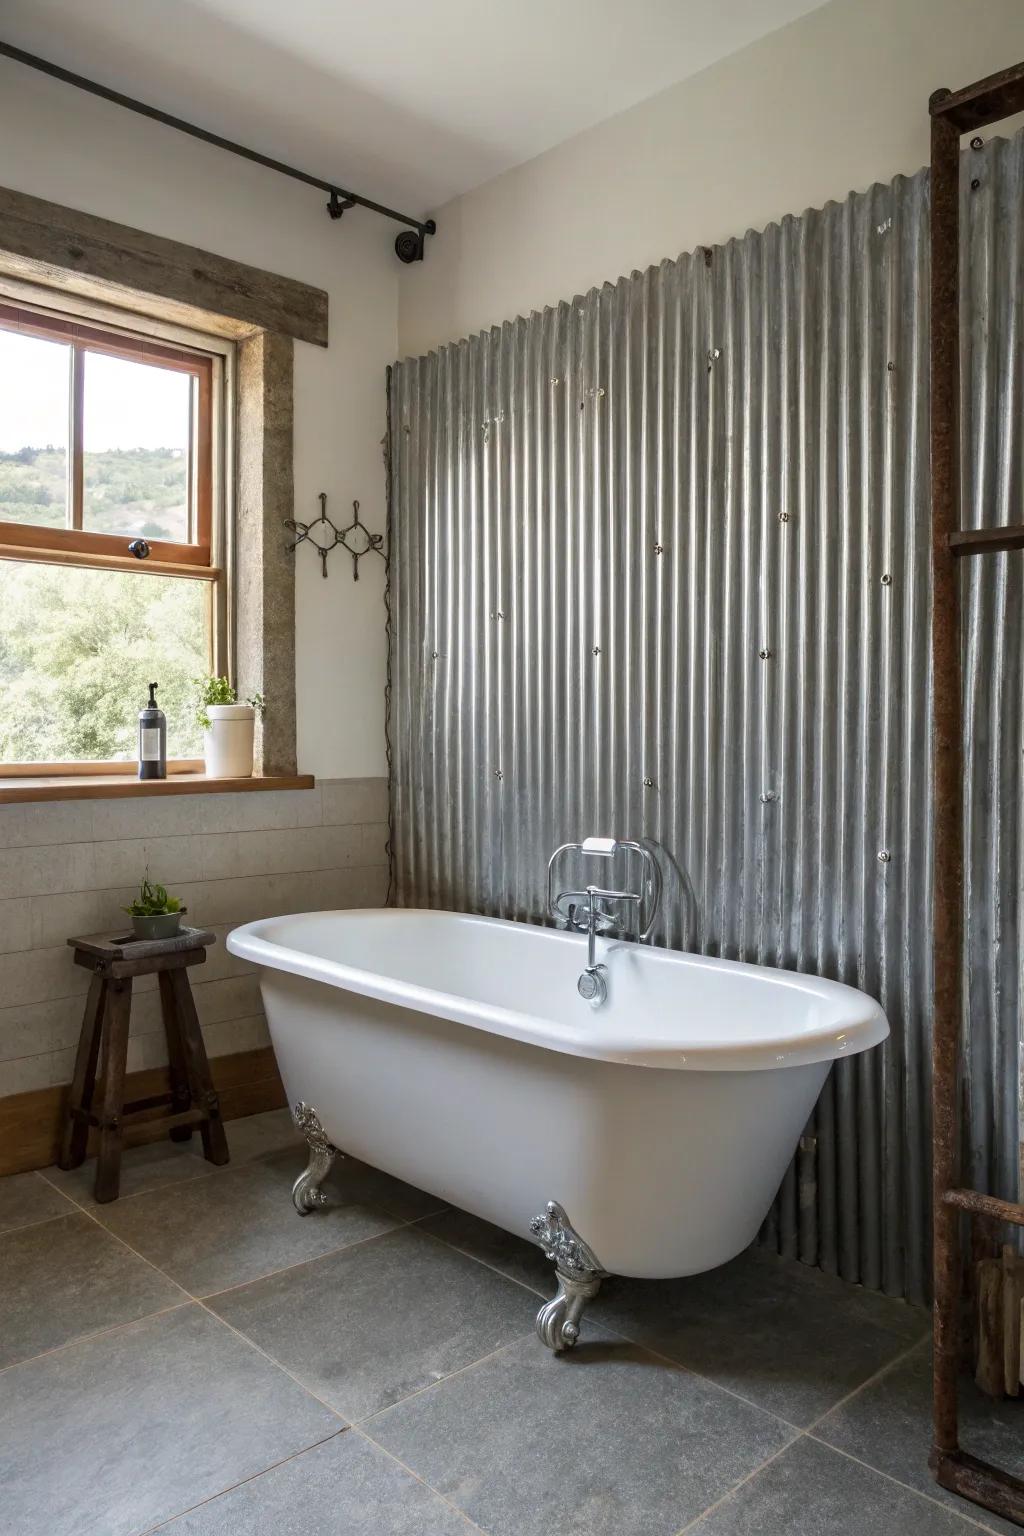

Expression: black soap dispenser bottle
xmin=138 ymin=682 xmax=167 ymax=780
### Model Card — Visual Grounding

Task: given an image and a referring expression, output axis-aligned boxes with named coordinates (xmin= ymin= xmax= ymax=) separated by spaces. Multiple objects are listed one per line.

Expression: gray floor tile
xmin=691 ymin=1435 xmax=984 ymax=1535
xmin=593 ymin=1245 xmax=929 ymax=1427
xmin=0 ymin=1304 xmax=340 ymax=1536
xmin=421 ymin=1205 xmax=553 ymax=1293
xmin=0 ymin=1211 xmax=182 ymax=1368
xmin=368 ymin=1328 xmax=795 ymax=1536
xmin=221 ymin=1107 xmax=302 ymax=1165
xmin=94 ymin=1148 xmax=401 ymax=1296
xmin=209 ymin=1223 xmax=538 ymax=1420
xmin=0 ymin=1169 xmax=77 ymax=1232
xmin=157 ymin=1428 xmax=476 ymax=1534
xmin=43 ymin=1138 xmax=213 ymax=1208
xmin=329 ymin=1154 xmax=448 ymax=1223
xmin=814 ymin=1339 xmax=1024 ymax=1536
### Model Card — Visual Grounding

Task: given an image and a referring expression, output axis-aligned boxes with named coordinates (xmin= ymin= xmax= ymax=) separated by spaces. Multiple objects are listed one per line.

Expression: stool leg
xmin=94 ymin=978 xmax=132 ymax=1204
xmin=166 ymin=969 xmax=229 ymax=1166
xmin=158 ymin=971 xmax=193 ymax=1142
xmin=59 ymin=973 xmax=106 ymax=1171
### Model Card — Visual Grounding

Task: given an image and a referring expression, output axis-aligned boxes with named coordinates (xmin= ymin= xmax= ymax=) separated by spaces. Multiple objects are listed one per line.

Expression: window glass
xmin=0 ymin=559 xmax=209 ymax=762
xmin=0 ymin=328 xmax=70 ymax=529
xmin=82 ymin=352 xmax=193 ymax=542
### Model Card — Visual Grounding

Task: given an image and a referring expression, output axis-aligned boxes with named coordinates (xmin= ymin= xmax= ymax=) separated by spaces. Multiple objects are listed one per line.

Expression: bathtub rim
xmin=227 ymin=907 xmax=889 ymax=1073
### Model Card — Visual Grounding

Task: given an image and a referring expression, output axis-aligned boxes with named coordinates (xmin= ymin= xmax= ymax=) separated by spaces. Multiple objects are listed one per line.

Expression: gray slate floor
xmin=2 ymin=1108 xmax=1021 ymax=1536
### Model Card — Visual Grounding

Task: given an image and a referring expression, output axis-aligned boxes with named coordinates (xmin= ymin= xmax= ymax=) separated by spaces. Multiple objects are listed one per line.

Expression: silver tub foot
xmin=529 ymin=1200 xmax=607 ymax=1352
xmin=291 ymin=1102 xmax=339 ymax=1214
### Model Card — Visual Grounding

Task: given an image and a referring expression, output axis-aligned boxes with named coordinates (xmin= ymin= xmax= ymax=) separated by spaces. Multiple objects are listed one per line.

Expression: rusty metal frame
xmin=930 ymin=60 xmax=1024 ymax=1530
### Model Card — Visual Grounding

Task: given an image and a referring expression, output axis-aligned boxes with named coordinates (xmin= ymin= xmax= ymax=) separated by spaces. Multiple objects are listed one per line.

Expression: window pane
xmin=82 ymin=352 xmax=192 ymax=543
xmin=0 ymin=328 xmax=70 ymax=529
xmin=0 ymin=560 xmax=209 ymax=762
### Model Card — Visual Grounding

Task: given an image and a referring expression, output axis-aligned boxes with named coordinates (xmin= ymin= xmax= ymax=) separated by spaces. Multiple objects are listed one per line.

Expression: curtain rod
xmin=0 ymin=39 xmax=437 ymax=263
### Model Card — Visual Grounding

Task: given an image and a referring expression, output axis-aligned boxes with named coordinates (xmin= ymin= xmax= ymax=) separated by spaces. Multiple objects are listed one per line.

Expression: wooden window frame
xmin=0 ymin=301 xmax=217 ymax=579
xmin=0 ymin=299 xmax=226 ymax=777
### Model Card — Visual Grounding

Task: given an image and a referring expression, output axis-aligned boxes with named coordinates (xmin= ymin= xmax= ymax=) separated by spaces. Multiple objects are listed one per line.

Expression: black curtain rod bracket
xmin=0 ymin=39 xmax=437 ymax=262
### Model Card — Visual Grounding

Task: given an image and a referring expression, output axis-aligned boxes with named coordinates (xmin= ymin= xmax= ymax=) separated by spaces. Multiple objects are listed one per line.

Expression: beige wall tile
xmin=194 ymin=787 xmax=324 ymax=834
xmin=0 ymin=800 xmax=95 ymax=850
xmin=89 ymin=795 xmax=206 ymax=842
xmin=192 ymin=974 xmax=263 ymax=1027
xmin=28 ymin=891 xmax=105 ymax=951
xmin=321 ymin=777 xmax=388 ymax=826
xmin=0 ymin=945 xmax=89 ymax=1009
xmin=0 ymin=995 xmax=85 ymax=1061
xmin=91 ymin=834 xmax=208 ymax=892
xmin=0 ymin=899 xmax=32 ymax=955
xmin=1 ymin=1048 xmax=76 ymax=1094
xmin=203 ymin=1014 xmax=271 ymax=1058
xmin=0 ymin=842 xmax=96 ymax=899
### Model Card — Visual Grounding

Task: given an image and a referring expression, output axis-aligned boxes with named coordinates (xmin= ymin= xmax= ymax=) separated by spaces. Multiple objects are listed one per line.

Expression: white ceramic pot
xmin=203 ymin=703 xmax=255 ymax=778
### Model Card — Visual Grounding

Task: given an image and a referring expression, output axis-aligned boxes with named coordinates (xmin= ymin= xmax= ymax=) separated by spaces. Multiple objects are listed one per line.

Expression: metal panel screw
xmin=592 ymin=646 xmax=601 ymax=655
xmin=778 ymin=512 xmax=790 ymax=524
xmin=877 ymin=849 xmax=891 ymax=863
xmin=491 ymin=610 xmax=504 ymax=620
xmin=494 ymin=769 xmax=503 ymax=780
xmin=971 ymin=136 xmax=984 ymax=150
xmin=642 ymin=776 xmax=654 ymax=788
xmin=881 ymin=573 xmax=892 ymax=586
xmin=430 ymin=650 xmax=440 ymax=659
xmin=887 ymin=361 xmax=896 ymax=373
xmin=707 ymin=347 xmax=722 ymax=371
xmin=653 ymin=543 xmax=664 ymax=554
xmin=759 ymin=648 xmax=772 ymax=660
xmin=550 ymin=377 xmax=561 ymax=386
xmin=760 ymin=791 xmax=778 ymax=804
xmin=971 ymin=178 xmax=981 ymax=191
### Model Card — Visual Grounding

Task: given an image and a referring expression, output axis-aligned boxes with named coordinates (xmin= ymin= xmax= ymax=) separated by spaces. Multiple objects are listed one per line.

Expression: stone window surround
xmin=0 ymin=183 xmax=330 ymax=780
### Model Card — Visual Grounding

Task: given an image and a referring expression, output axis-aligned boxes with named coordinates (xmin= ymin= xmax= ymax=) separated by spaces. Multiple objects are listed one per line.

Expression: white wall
xmin=0 ymin=56 xmax=398 ymax=780
xmin=399 ymin=0 xmax=1024 ymax=357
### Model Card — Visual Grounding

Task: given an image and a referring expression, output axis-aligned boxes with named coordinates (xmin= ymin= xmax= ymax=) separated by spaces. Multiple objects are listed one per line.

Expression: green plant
xmin=122 ymin=876 xmax=183 ymax=918
xmin=196 ymin=676 xmax=267 ymax=731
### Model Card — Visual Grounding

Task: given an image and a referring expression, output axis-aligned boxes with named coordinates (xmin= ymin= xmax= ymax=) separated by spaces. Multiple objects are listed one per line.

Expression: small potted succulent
xmin=197 ymin=676 xmax=266 ymax=779
xmin=122 ymin=877 xmax=186 ymax=941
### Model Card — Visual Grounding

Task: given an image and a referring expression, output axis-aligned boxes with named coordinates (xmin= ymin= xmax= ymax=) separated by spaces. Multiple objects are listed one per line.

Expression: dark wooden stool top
xmin=60 ymin=926 xmax=230 ymax=1202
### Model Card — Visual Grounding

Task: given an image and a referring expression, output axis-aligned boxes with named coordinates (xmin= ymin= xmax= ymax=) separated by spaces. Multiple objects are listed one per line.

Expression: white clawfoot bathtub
xmin=227 ymin=909 xmax=888 ymax=1348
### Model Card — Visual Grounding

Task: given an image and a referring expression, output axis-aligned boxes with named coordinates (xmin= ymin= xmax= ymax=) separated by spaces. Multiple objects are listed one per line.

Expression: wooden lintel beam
xmin=0 ymin=182 xmax=328 ymax=347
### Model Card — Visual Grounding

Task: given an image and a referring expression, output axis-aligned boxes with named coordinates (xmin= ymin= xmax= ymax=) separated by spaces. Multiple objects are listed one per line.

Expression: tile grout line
xmin=801 ymin=1331 xmax=931 ymax=1434
xmin=0 ymin=1300 xmax=193 ymax=1380
xmin=135 ymin=1428 xmax=349 ymax=1536
xmin=673 ymin=1436 xmax=801 ymax=1535
xmin=357 ymin=1330 xmax=538 ymax=1429
xmin=191 ymin=1296 xmax=353 ymax=1424
xmin=349 ymin=1425 xmax=490 ymax=1534
xmin=805 ymin=1438 xmax=1010 ymax=1535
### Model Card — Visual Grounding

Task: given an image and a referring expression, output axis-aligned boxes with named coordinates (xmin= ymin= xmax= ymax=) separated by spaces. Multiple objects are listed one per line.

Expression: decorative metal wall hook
xmin=285 ymin=492 xmax=385 ymax=580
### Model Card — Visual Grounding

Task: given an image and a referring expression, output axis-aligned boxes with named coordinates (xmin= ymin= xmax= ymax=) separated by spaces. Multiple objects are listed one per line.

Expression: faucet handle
xmin=580 ymin=836 xmax=618 ymax=856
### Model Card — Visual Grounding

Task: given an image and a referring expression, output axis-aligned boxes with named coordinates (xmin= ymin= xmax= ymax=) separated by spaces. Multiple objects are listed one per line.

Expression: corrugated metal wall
xmin=387 ymin=132 xmax=1023 ymax=1305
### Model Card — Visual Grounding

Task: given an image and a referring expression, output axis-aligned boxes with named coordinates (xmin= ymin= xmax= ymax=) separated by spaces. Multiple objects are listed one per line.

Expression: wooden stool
xmin=59 ymin=927 xmax=230 ymax=1202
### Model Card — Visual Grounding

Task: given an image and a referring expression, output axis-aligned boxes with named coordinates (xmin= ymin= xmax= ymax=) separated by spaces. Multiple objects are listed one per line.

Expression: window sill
xmin=0 ymin=772 xmax=315 ymax=806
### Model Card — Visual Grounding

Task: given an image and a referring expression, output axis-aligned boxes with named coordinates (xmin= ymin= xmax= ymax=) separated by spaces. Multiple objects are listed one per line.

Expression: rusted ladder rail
xmin=930 ymin=59 xmax=1024 ymax=1531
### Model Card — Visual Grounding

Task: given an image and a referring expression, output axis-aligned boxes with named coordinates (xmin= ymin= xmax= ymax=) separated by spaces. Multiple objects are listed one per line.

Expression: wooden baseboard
xmin=0 ymin=1045 xmax=286 ymax=1177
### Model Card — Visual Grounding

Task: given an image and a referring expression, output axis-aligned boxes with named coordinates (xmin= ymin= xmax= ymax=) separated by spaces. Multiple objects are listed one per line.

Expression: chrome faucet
xmin=547 ymin=837 xmax=663 ymax=1006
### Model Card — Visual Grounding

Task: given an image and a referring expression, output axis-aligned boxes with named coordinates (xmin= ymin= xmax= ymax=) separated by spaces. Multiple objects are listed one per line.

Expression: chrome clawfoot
xmin=291 ymin=1102 xmax=338 ymax=1214
xmin=529 ymin=1200 xmax=607 ymax=1353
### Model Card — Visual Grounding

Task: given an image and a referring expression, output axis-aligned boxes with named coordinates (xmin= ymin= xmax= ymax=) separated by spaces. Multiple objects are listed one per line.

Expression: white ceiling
xmin=2 ymin=0 xmax=828 ymax=216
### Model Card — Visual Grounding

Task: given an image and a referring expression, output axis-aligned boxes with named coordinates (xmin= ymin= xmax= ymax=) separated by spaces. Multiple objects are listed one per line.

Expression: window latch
xmin=128 ymin=539 xmax=151 ymax=560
